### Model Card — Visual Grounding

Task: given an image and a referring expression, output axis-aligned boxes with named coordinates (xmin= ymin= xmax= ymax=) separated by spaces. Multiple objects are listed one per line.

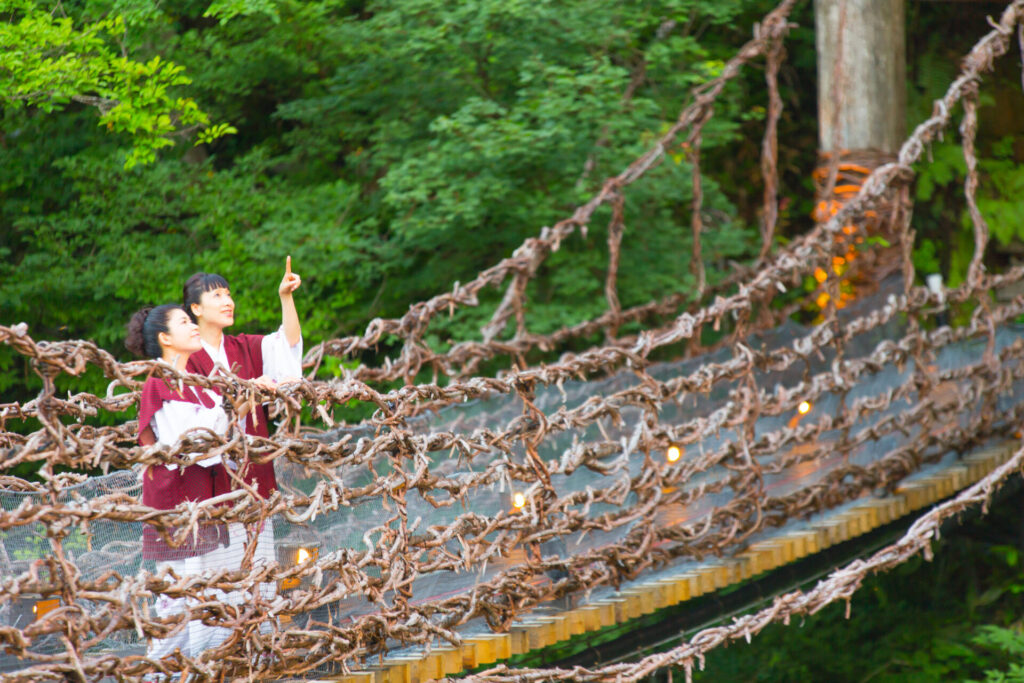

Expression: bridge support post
xmin=815 ymin=0 xmax=906 ymax=159
xmin=813 ymin=0 xmax=908 ymax=298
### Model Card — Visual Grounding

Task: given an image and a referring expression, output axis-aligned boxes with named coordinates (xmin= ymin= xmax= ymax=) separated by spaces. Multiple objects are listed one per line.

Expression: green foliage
xmin=5 ymin=0 xmax=1016 ymax=435
xmin=3 ymin=525 xmax=90 ymax=562
xmin=906 ymin=2 xmax=1024 ymax=289
xmin=975 ymin=137 xmax=1024 ymax=248
xmin=682 ymin=493 xmax=1024 ymax=683
xmin=270 ymin=0 xmax=764 ymax=329
xmin=1 ymin=0 xmax=782 ymax=413
xmin=0 ymin=0 xmax=234 ymax=167
xmin=5 ymin=149 xmax=361 ymax=349
xmin=973 ymin=624 xmax=1024 ymax=658
xmin=196 ymin=122 xmax=239 ymax=145
xmin=911 ymin=135 xmax=1024 ymax=288
xmin=204 ymin=0 xmax=282 ymax=25
xmin=969 ymin=626 xmax=1024 ymax=683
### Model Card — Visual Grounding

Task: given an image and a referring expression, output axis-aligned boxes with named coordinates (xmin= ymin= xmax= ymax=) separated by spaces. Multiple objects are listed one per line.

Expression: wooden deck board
xmin=330 ymin=440 xmax=1018 ymax=683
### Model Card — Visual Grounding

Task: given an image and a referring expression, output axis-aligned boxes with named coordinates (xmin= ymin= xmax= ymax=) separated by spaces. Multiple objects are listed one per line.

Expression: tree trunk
xmin=815 ymin=0 xmax=906 ymax=155
xmin=812 ymin=0 xmax=910 ymax=304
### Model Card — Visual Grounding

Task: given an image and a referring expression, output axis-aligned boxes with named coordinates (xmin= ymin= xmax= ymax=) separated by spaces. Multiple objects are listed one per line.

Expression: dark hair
xmin=125 ymin=304 xmax=183 ymax=359
xmin=183 ymin=272 xmax=230 ymax=323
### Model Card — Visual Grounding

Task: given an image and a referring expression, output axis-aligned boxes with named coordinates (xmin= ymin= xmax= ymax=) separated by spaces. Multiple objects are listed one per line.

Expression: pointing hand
xmin=279 ymin=255 xmax=302 ymax=297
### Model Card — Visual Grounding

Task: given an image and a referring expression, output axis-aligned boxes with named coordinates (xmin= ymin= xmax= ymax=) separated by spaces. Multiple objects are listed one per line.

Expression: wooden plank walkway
xmin=306 ymin=440 xmax=1017 ymax=683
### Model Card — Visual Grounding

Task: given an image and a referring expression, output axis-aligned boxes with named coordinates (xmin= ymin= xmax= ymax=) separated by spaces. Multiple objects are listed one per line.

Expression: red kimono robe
xmin=138 ymin=377 xmax=229 ymax=560
xmin=186 ymin=334 xmax=278 ymax=499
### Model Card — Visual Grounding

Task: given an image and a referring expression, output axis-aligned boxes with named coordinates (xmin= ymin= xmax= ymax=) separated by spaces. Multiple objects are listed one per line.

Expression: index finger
xmin=285 ymin=255 xmax=292 ymax=276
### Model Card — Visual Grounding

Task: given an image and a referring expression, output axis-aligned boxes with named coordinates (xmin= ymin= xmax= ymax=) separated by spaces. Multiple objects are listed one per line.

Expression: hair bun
xmin=125 ymin=306 xmax=154 ymax=358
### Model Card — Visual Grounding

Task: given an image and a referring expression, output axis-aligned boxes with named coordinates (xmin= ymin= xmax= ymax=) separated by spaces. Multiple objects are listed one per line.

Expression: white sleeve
xmin=151 ymin=397 xmax=228 ymax=469
xmin=261 ymin=326 xmax=303 ymax=381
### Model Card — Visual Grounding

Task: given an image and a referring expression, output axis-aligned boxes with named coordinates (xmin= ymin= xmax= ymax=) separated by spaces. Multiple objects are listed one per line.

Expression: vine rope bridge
xmin=3 ymin=1 xmax=1024 ymax=681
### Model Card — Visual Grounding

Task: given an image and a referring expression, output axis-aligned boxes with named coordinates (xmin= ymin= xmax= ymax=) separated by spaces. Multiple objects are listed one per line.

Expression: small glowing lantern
xmin=512 ymin=492 xmax=526 ymax=509
xmin=797 ymin=401 xmax=811 ymax=415
xmin=33 ymin=598 xmax=59 ymax=620
xmin=280 ymin=546 xmax=319 ymax=590
xmin=666 ymin=445 xmax=682 ymax=463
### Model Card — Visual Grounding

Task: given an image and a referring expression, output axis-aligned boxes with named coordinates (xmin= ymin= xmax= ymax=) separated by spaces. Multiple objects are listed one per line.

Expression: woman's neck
xmin=162 ymin=350 xmax=191 ymax=372
xmin=198 ymin=321 xmax=224 ymax=350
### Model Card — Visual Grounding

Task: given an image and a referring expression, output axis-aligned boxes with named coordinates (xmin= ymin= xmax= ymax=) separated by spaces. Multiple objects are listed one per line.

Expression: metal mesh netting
xmin=4 ymin=290 xmax=1024 ymax=676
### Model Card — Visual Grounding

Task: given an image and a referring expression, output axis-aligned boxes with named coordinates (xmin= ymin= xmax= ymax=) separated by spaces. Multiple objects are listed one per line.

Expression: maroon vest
xmin=137 ymin=376 xmax=229 ymax=560
xmin=186 ymin=334 xmax=278 ymax=499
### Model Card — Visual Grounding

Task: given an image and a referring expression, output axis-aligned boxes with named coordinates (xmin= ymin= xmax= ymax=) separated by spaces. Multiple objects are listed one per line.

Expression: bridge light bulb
xmin=666 ymin=445 xmax=682 ymax=463
xmin=797 ymin=401 xmax=811 ymax=415
xmin=296 ymin=548 xmax=312 ymax=564
xmin=513 ymin=492 xmax=526 ymax=509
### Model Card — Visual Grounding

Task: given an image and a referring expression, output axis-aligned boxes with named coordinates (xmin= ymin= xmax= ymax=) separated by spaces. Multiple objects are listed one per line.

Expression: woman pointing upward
xmin=181 ymin=257 xmax=303 ymax=628
xmin=183 ymin=255 xmax=303 ymax=496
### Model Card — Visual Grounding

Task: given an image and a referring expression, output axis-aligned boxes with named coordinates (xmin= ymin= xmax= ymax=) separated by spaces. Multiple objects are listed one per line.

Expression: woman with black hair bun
xmin=126 ymin=303 xmax=242 ymax=662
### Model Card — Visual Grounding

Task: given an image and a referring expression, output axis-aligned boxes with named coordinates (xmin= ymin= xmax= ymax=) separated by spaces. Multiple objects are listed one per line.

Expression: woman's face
xmin=159 ymin=308 xmax=202 ymax=355
xmin=191 ymin=287 xmax=235 ymax=329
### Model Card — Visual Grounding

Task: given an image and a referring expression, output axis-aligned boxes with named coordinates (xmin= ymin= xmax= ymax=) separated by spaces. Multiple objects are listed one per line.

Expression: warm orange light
xmin=841 ymin=163 xmax=872 ymax=175
xmin=814 ymin=268 xmax=828 ymax=284
xmin=282 ymin=547 xmax=318 ymax=590
xmin=33 ymin=599 xmax=59 ymax=620
xmin=666 ymin=445 xmax=682 ymax=463
xmin=832 ymin=256 xmax=845 ymax=267
xmin=813 ymin=200 xmax=845 ymax=221
xmin=798 ymin=401 xmax=812 ymax=415
xmin=816 ymin=292 xmax=830 ymax=308
xmin=513 ymin=492 xmax=526 ymax=509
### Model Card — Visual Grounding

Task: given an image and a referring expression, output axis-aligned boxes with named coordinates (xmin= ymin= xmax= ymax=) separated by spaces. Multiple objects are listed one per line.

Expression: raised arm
xmin=278 ymin=255 xmax=302 ymax=347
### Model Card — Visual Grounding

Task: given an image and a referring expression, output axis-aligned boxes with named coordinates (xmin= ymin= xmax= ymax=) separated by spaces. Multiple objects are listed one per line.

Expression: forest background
xmin=3 ymin=0 xmax=1024 ymax=680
